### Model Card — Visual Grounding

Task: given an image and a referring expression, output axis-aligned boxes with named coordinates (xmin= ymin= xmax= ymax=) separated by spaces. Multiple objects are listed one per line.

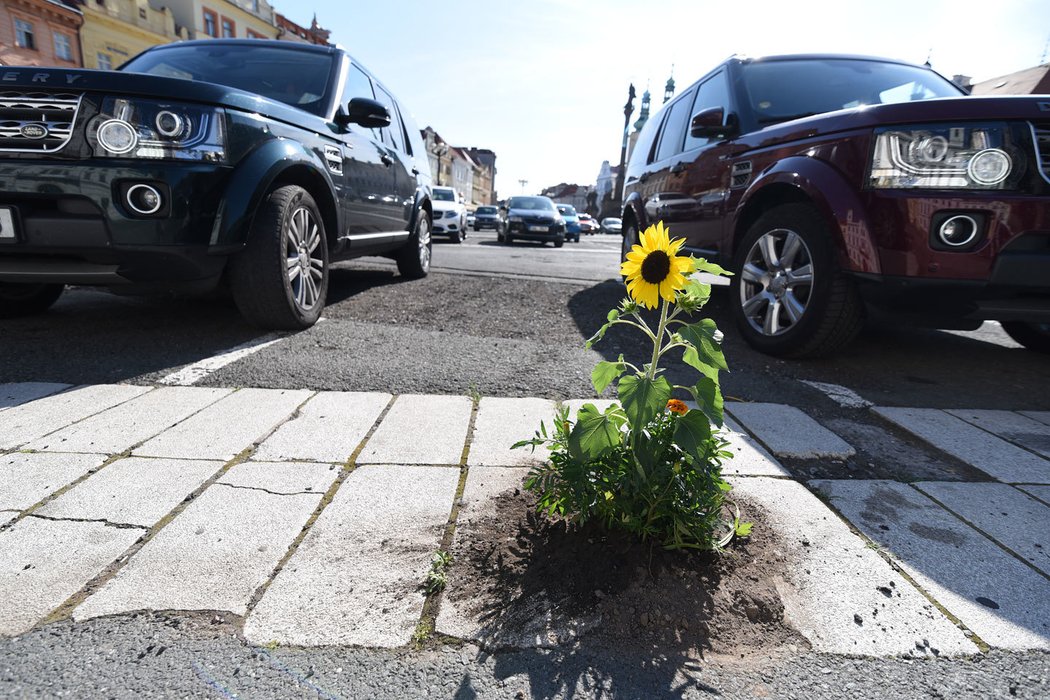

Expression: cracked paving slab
xmin=74 ymin=474 xmax=335 ymax=620
xmin=37 ymin=457 xmax=224 ymax=528
xmin=0 ymin=517 xmax=144 ymax=636
xmin=244 ymin=464 xmax=460 ymax=648
xmin=253 ymin=391 xmax=390 ymax=463
xmin=217 ymin=461 xmax=341 ymax=495
xmin=812 ymin=479 xmax=1050 ymax=650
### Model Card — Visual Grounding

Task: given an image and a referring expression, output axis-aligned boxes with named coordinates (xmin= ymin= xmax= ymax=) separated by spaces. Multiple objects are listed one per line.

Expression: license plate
xmin=528 ymin=224 xmax=548 ymax=232
xmin=0 ymin=207 xmax=15 ymax=241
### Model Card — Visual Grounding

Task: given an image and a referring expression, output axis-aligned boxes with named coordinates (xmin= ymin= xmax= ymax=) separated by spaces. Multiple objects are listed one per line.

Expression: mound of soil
xmin=443 ymin=486 xmax=809 ymax=660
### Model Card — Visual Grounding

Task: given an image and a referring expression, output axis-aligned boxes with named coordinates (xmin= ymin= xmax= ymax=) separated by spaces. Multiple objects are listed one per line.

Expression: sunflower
xmin=620 ymin=222 xmax=692 ymax=309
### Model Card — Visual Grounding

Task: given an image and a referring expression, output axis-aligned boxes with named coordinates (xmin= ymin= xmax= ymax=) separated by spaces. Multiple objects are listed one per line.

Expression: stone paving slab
xmin=0 ymin=512 xmax=16 ymax=526
xmin=0 ymin=517 xmax=144 ymax=636
xmin=244 ymin=464 xmax=460 ymax=648
xmin=134 ymin=388 xmax=311 ymax=460
xmin=731 ymin=477 xmax=975 ymax=657
xmin=1020 ymin=411 xmax=1050 ymax=427
xmin=25 ymin=387 xmax=232 ymax=455
xmin=726 ymin=403 xmax=855 ymax=459
xmin=946 ymin=409 xmax=1050 ymax=460
xmin=874 ymin=407 xmax=1050 ymax=484
xmin=218 ymin=461 xmax=340 ymax=495
xmin=357 ymin=395 xmax=472 ymax=465
xmin=0 ymin=452 xmax=108 ymax=513
xmin=75 ymin=482 xmax=330 ymax=620
xmin=0 ymin=383 xmax=70 ymax=411
xmin=914 ymin=481 xmax=1050 ymax=577
xmin=37 ymin=457 xmax=223 ymax=528
xmin=719 ymin=417 xmax=791 ymax=477
xmin=1019 ymin=485 xmax=1050 ymax=504
xmin=437 ymin=467 xmax=576 ymax=647
xmin=811 ymin=479 xmax=1050 ymax=650
xmin=468 ymin=397 xmax=557 ymax=467
xmin=253 ymin=391 xmax=390 ymax=463
xmin=0 ymin=384 xmax=152 ymax=451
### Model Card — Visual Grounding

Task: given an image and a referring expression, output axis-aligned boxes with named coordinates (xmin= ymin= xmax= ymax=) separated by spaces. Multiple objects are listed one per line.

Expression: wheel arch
xmin=731 ymin=157 xmax=881 ymax=275
xmin=210 ymin=139 xmax=341 ymax=251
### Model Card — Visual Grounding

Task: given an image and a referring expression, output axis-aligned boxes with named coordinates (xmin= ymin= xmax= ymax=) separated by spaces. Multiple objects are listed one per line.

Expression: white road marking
xmin=158 ymin=334 xmax=285 ymax=386
xmin=800 ymin=380 xmax=873 ymax=408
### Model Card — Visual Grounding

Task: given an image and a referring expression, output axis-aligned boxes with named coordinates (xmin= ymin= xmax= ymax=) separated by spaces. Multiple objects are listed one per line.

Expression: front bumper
xmin=474 ymin=218 xmax=499 ymax=229
xmin=506 ymin=221 xmax=564 ymax=242
xmin=0 ymin=159 xmax=232 ymax=288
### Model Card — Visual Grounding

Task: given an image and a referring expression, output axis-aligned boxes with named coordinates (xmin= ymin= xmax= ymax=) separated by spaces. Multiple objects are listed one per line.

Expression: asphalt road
xmin=2 ymin=228 xmax=1049 ymax=698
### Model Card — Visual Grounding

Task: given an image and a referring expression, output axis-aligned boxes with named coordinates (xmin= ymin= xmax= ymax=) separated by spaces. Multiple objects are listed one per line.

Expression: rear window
xmin=122 ymin=44 xmax=336 ymax=116
xmin=741 ymin=58 xmax=963 ymax=125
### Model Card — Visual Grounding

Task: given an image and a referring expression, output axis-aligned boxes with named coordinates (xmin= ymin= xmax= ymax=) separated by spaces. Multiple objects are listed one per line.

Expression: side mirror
xmin=337 ymin=97 xmax=391 ymax=129
xmin=689 ymin=107 xmax=737 ymax=140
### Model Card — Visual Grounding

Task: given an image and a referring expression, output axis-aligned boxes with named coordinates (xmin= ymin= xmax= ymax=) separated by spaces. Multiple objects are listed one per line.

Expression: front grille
xmin=1032 ymin=122 xmax=1050 ymax=184
xmin=0 ymin=91 xmax=82 ymax=153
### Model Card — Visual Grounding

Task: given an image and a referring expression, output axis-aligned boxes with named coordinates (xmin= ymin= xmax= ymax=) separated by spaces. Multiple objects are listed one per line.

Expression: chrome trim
xmin=0 ymin=90 xmax=83 ymax=153
xmin=1029 ymin=122 xmax=1050 ymax=185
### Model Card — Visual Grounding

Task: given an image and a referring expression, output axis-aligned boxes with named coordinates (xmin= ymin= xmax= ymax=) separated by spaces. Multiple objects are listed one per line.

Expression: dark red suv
xmin=621 ymin=54 xmax=1050 ymax=357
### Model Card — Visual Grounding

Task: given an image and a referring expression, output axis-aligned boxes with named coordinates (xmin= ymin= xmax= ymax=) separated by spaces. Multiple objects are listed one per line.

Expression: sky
xmin=287 ymin=0 xmax=1049 ymax=199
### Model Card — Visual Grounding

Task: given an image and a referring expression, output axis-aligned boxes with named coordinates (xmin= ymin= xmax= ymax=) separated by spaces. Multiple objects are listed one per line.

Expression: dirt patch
xmin=442 ymin=485 xmax=809 ymax=660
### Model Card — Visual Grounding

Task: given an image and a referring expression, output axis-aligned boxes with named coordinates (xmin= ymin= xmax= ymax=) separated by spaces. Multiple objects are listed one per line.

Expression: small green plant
xmin=467 ymin=382 xmax=482 ymax=404
xmin=516 ymin=222 xmax=748 ymax=550
xmin=422 ymin=550 xmax=453 ymax=595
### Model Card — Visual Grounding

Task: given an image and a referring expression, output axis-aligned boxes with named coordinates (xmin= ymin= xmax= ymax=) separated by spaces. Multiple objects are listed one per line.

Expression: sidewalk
xmin=0 ymin=382 xmax=1048 ymax=655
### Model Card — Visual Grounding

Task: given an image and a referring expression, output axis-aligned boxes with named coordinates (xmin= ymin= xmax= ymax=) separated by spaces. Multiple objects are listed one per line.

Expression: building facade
xmin=541 ymin=182 xmax=588 ymax=212
xmin=0 ymin=0 xmax=83 ymax=67
xmin=274 ymin=12 xmax=328 ymax=44
xmin=153 ymin=0 xmax=277 ymax=40
xmin=75 ymin=0 xmax=184 ymax=70
xmin=462 ymin=147 xmax=495 ymax=205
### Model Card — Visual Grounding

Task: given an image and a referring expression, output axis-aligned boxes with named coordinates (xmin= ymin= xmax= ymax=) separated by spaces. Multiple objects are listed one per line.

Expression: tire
xmin=229 ymin=185 xmax=328 ymax=330
xmin=474 ymin=225 xmax=480 ymax=232
xmin=621 ymin=221 xmax=639 ymax=266
xmin=450 ymin=228 xmax=463 ymax=244
xmin=396 ymin=209 xmax=432 ymax=279
xmin=504 ymin=233 xmax=514 ymax=245
xmin=0 ymin=283 xmax=63 ymax=318
xmin=730 ymin=203 xmax=864 ymax=358
xmin=1001 ymin=321 xmax=1050 ymax=353
xmin=553 ymin=236 xmax=565 ymax=248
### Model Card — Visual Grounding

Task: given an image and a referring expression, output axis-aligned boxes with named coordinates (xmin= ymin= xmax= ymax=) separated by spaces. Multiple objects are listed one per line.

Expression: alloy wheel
xmin=285 ymin=205 xmax=324 ymax=311
xmin=739 ymin=227 xmax=814 ymax=336
xmin=417 ymin=217 xmax=432 ymax=272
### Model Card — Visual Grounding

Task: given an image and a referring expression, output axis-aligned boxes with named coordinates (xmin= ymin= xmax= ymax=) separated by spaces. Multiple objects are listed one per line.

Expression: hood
xmin=746 ymin=96 xmax=1050 ymax=148
xmin=432 ymin=200 xmax=460 ymax=212
xmin=0 ymin=66 xmax=330 ymax=133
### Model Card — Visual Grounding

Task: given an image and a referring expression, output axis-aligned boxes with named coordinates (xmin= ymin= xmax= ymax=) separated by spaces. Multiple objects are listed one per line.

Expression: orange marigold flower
xmin=666 ymin=399 xmax=689 ymax=415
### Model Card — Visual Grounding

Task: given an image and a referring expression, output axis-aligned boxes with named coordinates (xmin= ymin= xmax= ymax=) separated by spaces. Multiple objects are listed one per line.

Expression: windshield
xmin=557 ymin=205 xmax=577 ymax=216
xmin=122 ymin=44 xmax=336 ymax=116
xmin=741 ymin=58 xmax=963 ymax=125
xmin=509 ymin=197 xmax=555 ymax=211
xmin=477 ymin=206 xmax=497 ymax=214
xmin=433 ymin=188 xmax=455 ymax=201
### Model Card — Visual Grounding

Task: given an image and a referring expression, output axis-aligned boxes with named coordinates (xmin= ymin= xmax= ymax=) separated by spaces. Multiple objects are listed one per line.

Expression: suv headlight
xmin=87 ymin=97 xmax=226 ymax=162
xmin=508 ymin=215 xmax=523 ymax=223
xmin=869 ymin=123 xmax=1021 ymax=189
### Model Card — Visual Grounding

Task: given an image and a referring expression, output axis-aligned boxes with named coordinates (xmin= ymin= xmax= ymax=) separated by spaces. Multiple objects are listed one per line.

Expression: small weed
xmin=423 ymin=550 xmax=453 ymax=595
xmin=467 ymin=383 xmax=482 ymax=404
xmin=412 ymin=619 xmax=434 ymax=645
xmin=865 ymin=540 xmax=882 ymax=552
xmin=263 ymin=639 xmax=279 ymax=651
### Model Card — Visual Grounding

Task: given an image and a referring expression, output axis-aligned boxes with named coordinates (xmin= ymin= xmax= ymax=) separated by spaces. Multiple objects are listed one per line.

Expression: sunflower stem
xmin=647 ymin=298 xmax=670 ymax=381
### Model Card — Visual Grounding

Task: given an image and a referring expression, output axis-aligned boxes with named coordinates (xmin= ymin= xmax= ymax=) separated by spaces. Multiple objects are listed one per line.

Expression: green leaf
xmin=735 ymin=521 xmax=753 ymax=537
xmin=567 ymin=403 xmax=625 ymax=461
xmin=679 ymin=318 xmax=728 ymax=372
xmin=607 ymin=308 xmax=621 ymax=323
xmin=673 ymin=410 xmax=713 ymax=464
xmin=679 ymin=279 xmax=712 ymax=309
xmin=591 ymin=356 xmax=626 ymax=394
xmin=618 ymin=375 xmax=672 ymax=430
xmin=688 ymin=375 xmax=724 ymax=427
xmin=692 ymin=257 xmax=732 ymax=277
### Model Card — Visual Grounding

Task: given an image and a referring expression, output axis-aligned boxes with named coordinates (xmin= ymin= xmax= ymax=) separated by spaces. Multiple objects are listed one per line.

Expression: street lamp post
xmin=434 ymin=142 xmax=449 ymax=185
xmin=612 ymin=83 xmax=636 ymax=218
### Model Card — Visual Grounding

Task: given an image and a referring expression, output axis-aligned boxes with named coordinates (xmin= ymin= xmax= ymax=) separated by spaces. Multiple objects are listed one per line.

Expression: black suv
xmin=622 ymin=54 xmax=1050 ymax=356
xmin=0 ymin=40 xmax=433 ymax=329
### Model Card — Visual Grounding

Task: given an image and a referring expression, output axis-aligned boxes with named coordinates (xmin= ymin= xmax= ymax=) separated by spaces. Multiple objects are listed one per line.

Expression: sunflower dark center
xmin=640 ymin=250 xmax=671 ymax=284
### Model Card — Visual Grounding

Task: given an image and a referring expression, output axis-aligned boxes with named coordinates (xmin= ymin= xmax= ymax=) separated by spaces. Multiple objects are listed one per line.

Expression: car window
xmin=510 ymin=197 xmax=554 ymax=211
xmin=683 ymin=71 xmax=730 ymax=151
xmin=478 ymin=206 xmax=496 ymax=214
xmin=654 ymin=88 xmax=696 ymax=162
xmin=122 ymin=44 xmax=336 ymax=116
xmin=373 ymin=85 xmax=405 ymax=152
xmin=341 ymin=62 xmax=380 ymax=140
xmin=433 ymin=188 xmax=455 ymax=202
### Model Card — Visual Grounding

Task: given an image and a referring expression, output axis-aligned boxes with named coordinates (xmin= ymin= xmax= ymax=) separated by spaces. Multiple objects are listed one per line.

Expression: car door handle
xmin=411 ymin=167 xmax=420 ymax=176
xmin=670 ymin=163 xmax=687 ymax=174
xmin=381 ymin=153 xmax=394 ymax=166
